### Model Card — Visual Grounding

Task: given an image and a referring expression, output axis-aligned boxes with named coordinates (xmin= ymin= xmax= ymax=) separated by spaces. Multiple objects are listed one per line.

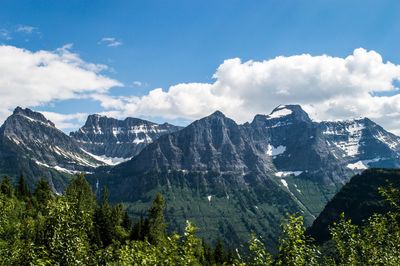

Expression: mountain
xmin=70 ymin=114 xmax=182 ymax=161
xmin=91 ymin=105 xmax=400 ymax=246
xmin=94 ymin=110 xmax=307 ymax=247
xmin=320 ymin=118 xmax=400 ymax=169
xmin=1 ymin=104 xmax=399 ymax=247
xmin=0 ymin=107 xmax=105 ymax=191
xmin=308 ymin=168 xmax=400 ymax=244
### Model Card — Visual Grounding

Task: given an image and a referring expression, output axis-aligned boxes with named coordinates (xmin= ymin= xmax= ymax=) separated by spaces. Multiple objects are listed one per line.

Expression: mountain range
xmin=0 ymin=104 xmax=400 ymax=246
xmin=90 ymin=105 xmax=400 ymax=245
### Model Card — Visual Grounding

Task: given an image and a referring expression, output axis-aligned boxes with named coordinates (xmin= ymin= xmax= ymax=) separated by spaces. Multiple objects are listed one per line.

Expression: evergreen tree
xmin=93 ymin=187 xmax=115 ymax=247
xmin=16 ymin=174 xmax=30 ymax=200
xmin=0 ymin=176 xmax=13 ymax=197
xmin=33 ymin=178 xmax=53 ymax=209
xmin=121 ymin=210 xmax=132 ymax=231
xmin=131 ymin=213 xmax=148 ymax=241
xmin=147 ymin=192 xmax=167 ymax=245
xmin=202 ymin=239 xmax=214 ymax=265
xmin=214 ymin=238 xmax=225 ymax=265
xmin=65 ymin=173 xmax=96 ymax=212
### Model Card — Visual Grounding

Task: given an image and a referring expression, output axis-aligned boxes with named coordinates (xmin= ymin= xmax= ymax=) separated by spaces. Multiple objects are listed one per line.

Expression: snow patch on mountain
xmin=373 ymin=130 xmax=400 ymax=149
xmin=280 ymin=179 xmax=289 ymax=188
xmin=275 ymin=171 xmax=303 ymax=177
xmin=267 ymin=106 xmax=293 ymax=119
xmin=267 ymin=144 xmax=286 ymax=156
xmin=35 ymin=160 xmax=82 ymax=175
xmin=324 ymin=121 xmax=365 ymax=157
xmin=80 ymin=148 xmax=131 ymax=165
xmin=18 ymin=114 xmax=54 ymax=128
xmin=346 ymin=158 xmax=382 ymax=170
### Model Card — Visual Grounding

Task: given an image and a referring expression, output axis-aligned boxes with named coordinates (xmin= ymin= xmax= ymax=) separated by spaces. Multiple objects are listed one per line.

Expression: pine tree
xmin=202 ymin=239 xmax=214 ymax=265
xmin=0 ymin=176 xmax=14 ymax=197
xmin=16 ymin=174 xmax=30 ymax=200
xmin=65 ymin=173 xmax=96 ymax=212
xmin=147 ymin=192 xmax=167 ymax=245
xmin=214 ymin=238 xmax=225 ymax=265
xmin=93 ymin=186 xmax=115 ymax=247
xmin=33 ymin=178 xmax=53 ymax=208
xmin=121 ymin=211 xmax=132 ymax=231
xmin=131 ymin=213 xmax=148 ymax=241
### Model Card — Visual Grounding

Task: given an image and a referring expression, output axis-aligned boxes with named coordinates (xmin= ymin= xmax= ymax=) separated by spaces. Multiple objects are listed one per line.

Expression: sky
xmin=1 ymin=0 xmax=400 ymax=134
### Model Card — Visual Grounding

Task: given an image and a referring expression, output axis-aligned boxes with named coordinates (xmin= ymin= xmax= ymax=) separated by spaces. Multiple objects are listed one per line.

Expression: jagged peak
xmin=209 ymin=110 xmax=226 ymax=118
xmin=82 ymin=114 xmax=158 ymax=128
xmin=188 ymin=110 xmax=237 ymax=129
xmin=11 ymin=106 xmax=55 ymax=127
xmin=251 ymin=104 xmax=311 ymax=125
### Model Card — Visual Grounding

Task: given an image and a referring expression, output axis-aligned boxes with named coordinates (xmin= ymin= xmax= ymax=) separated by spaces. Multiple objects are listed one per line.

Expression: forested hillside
xmin=2 ymin=170 xmax=400 ymax=265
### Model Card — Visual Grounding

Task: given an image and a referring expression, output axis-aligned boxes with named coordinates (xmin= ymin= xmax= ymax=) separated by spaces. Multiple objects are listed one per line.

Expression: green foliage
xmin=0 ymin=176 xmax=13 ymax=197
xmin=246 ymin=234 xmax=273 ymax=266
xmin=147 ymin=192 xmax=167 ymax=245
xmin=16 ymin=174 xmax=30 ymax=200
xmin=33 ymin=178 xmax=54 ymax=211
xmin=276 ymin=214 xmax=319 ymax=266
xmin=3 ymin=173 xmax=400 ymax=265
xmin=43 ymin=196 xmax=92 ymax=265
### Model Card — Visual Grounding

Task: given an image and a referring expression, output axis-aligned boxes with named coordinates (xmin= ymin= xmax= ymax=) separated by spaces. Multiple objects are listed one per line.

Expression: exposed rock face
xmin=1 ymin=104 xmax=400 ymax=247
xmin=0 ymin=107 xmax=105 ymax=191
xmin=93 ymin=105 xmax=400 ymax=247
xmin=70 ymin=114 xmax=182 ymax=159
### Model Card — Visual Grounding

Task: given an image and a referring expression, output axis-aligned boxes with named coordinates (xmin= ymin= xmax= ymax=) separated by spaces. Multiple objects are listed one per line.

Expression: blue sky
xmin=1 ymin=0 xmax=400 ymax=133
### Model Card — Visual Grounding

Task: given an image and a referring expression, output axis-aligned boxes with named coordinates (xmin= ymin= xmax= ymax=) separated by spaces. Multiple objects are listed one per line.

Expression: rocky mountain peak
xmin=83 ymin=114 xmax=110 ymax=127
xmin=267 ymin=104 xmax=311 ymax=122
xmin=209 ymin=110 xmax=226 ymax=118
xmin=71 ymin=114 xmax=182 ymax=158
xmin=12 ymin=106 xmax=55 ymax=127
xmin=251 ymin=104 xmax=312 ymax=127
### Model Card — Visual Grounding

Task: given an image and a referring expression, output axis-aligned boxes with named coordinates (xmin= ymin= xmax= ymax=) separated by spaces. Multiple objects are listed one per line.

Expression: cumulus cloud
xmin=93 ymin=48 xmax=400 ymax=134
xmin=0 ymin=44 xmax=122 ymax=123
xmin=41 ymin=111 xmax=89 ymax=130
xmin=2 ymin=46 xmax=400 ymax=135
xmin=99 ymin=37 xmax=123 ymax=47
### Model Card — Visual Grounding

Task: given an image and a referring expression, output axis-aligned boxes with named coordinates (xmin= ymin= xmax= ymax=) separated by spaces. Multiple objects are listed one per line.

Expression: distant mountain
xmin=1 ymin=104 xmax=400 ymax=247
xmin=92 ymin=105 xmax=400 ymax=246
xmin=95 ymin=110 xmax=306 ymax=247
xmin=70 ymin=114 xmax=182 ymax=161
xmin=308 ymin=169 xmax=400 ymax=244
xmin=0 ymin=107 xmax=105 ymax=191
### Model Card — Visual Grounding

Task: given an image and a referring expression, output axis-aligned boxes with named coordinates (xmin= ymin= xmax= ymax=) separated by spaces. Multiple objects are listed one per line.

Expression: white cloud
xmin=92 ymin=48 xmax=400 ymax=134
xmin=99 ymin=37 xmax=123 ymax=47
xmin=41 ymin=111 xmax=88 ymax=130
xmin=0 ymin=29 xmax=11 ymax=40
xmin=3 ymin=46 xmax=400 ymax=136
xmin=0 ymin=44 xmax=122 ymax=123
xmin=16 ymin=25 xmax=37 ymax=34
xmin=133 ymin=81 xmax=142 ymax=87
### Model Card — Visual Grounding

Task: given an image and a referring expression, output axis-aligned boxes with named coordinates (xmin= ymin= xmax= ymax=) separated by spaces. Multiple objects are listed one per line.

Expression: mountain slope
xmin=0 ymin=107 xmax=105 ymax=191
xmin=70 ymin=114 xmax=182 ymax=160
xmin=93 ymin=110 xmax=312 ymax=246
xmin=91 ymin=105 xmax=400 ymax=246
xmin=308 ymin=168 xmax=400 ymax=244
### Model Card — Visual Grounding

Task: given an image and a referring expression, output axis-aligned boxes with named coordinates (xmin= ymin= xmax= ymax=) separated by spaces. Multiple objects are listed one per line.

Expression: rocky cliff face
xmin=0 ymin=107 xmax=105 ymax=191
xmin=93 ymin=105 xmax=400 ymax=246
xmin=70 ymin=114 xmax=182 ymax=160
xmin=1 ymin=104 xmax=400 ymax=247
